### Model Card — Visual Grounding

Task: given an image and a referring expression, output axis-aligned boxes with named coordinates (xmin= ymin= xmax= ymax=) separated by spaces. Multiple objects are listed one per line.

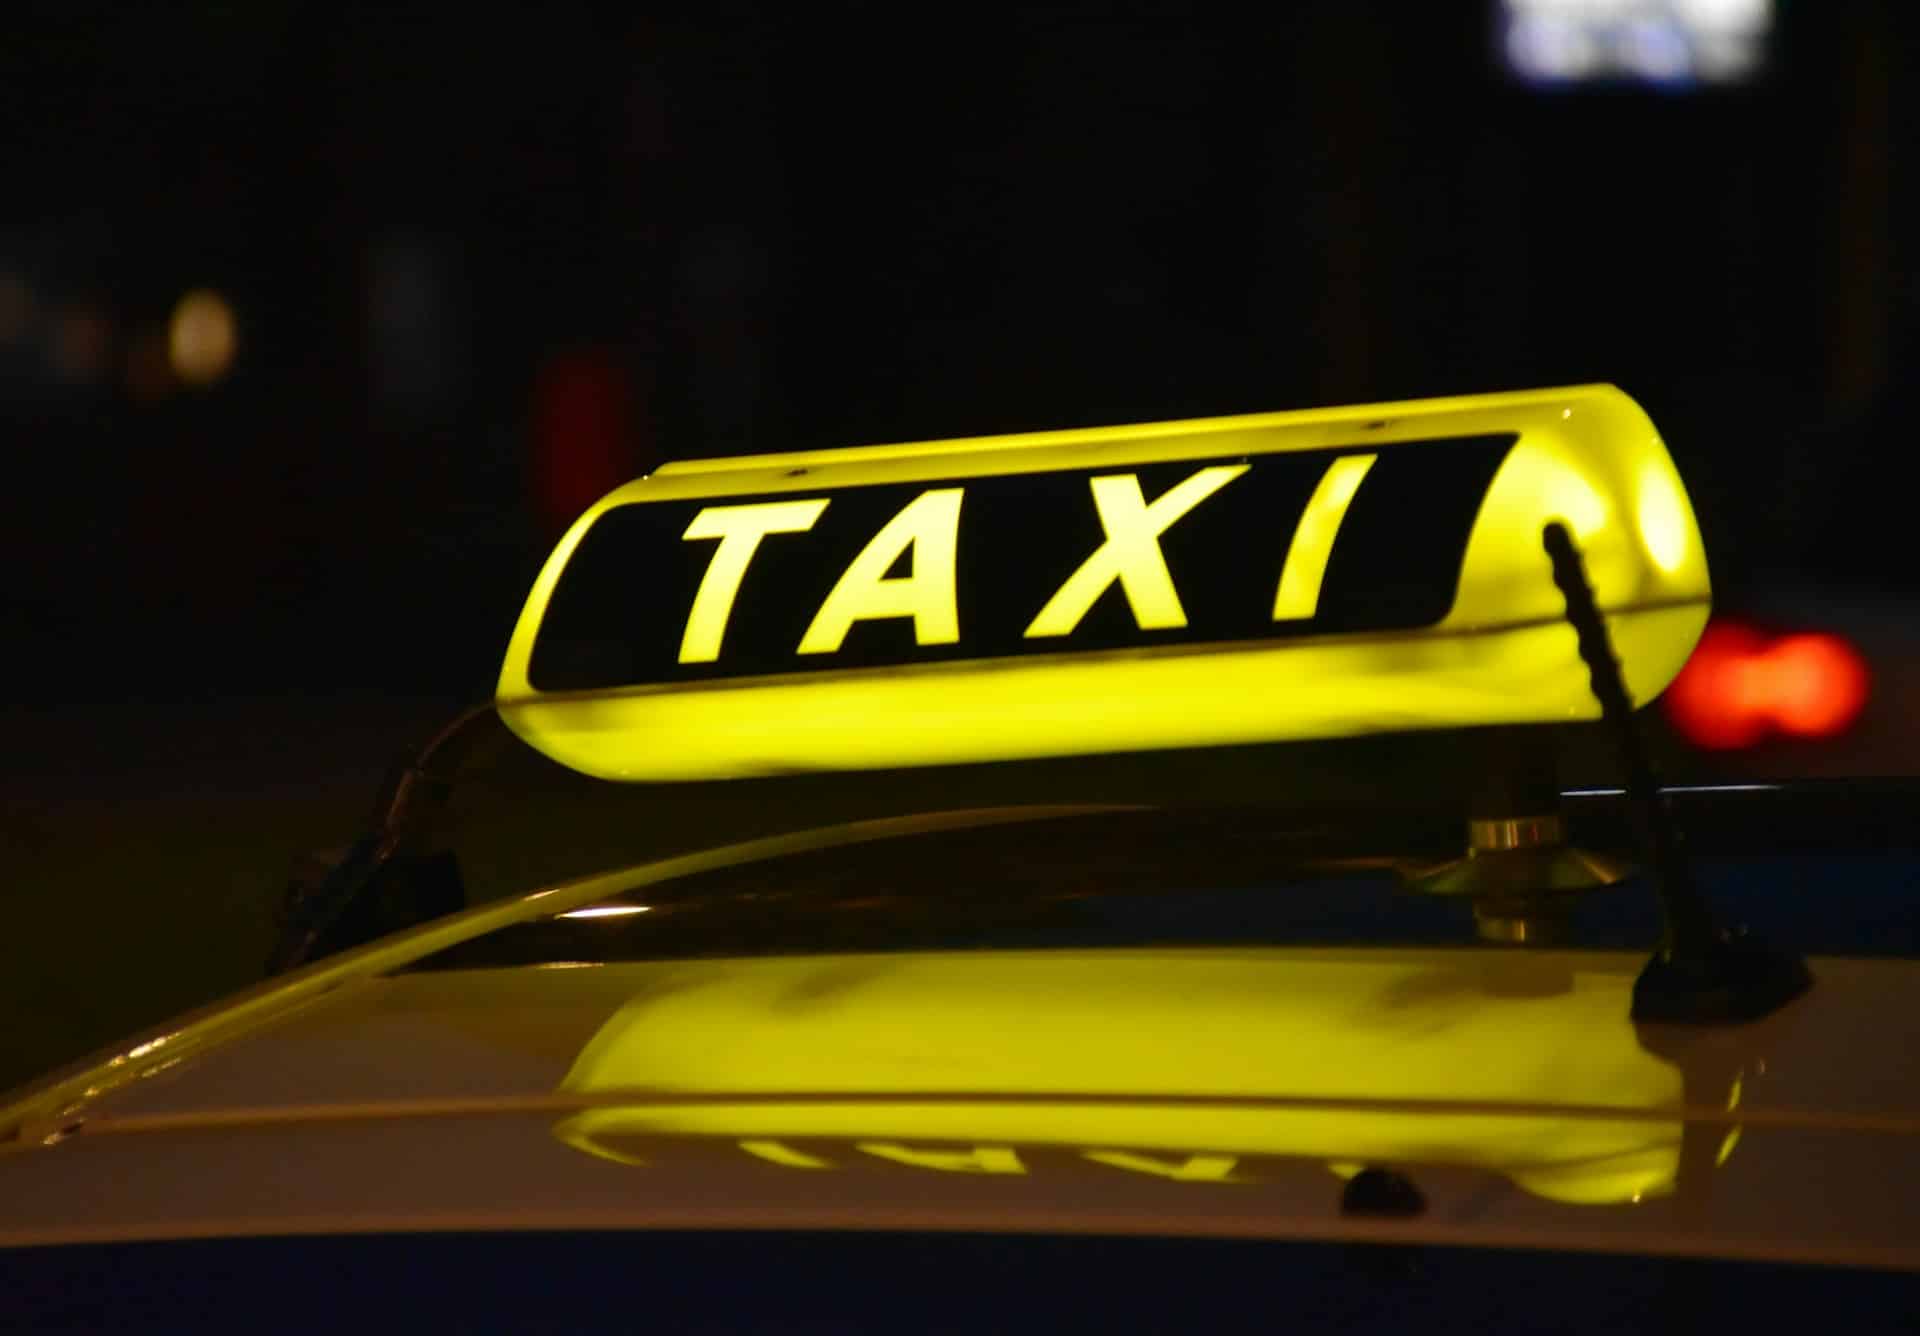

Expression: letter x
xmin=1024 ymin=464 xmax=1247 ymax=637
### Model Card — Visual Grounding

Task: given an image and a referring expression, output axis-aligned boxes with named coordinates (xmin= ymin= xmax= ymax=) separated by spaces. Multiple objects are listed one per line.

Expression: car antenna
xmin=1542 ymin=522 xmax=1811 ymax=1023
xmin=266 ymin=701 xmax=508 ymax=974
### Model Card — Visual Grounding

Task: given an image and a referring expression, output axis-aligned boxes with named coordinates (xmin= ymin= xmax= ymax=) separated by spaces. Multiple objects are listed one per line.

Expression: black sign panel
xmin=528 ymin=434 xmax=1516 ymax=692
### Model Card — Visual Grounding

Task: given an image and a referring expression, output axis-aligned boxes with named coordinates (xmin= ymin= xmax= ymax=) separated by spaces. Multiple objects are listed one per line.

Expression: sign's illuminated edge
xmin=645 ymin=381 xmax=1626 ymax=478
xmin=498 ymin=384 xmax=1710 ymax=781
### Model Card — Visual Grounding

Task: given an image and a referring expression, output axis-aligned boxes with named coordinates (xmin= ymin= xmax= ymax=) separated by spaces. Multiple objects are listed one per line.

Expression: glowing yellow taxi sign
xmin=498 ymin=384 xmax=1709 ymax=781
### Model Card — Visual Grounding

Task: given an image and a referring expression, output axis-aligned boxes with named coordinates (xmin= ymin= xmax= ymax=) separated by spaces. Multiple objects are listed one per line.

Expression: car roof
xmin=4 ymin=799 xmax=1920 ymax=1267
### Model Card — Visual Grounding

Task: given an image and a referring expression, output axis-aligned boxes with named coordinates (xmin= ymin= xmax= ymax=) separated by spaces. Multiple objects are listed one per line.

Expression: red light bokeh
xmin=532 ymin=351 xmax=640 ymax=537
xmin=1663 ymin=622 xmax=1870 ymax=750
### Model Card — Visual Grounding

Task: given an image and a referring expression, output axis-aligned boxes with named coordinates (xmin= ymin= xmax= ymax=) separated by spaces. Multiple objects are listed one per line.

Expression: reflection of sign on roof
xmin=553 ymin=950 xmax=1699 ymax=1206
xmin=499 ymin=384 xmax=1710 ymax=780
xmin=555 ymin=1134 xmax=1685 ymax=1202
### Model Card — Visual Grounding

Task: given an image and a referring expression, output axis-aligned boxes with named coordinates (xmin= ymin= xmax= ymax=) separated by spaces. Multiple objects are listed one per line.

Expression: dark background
xmin=4 ymin=1 xmax=1913 ymax=698
xmin=1 ymin=2 xmax=1916 ymax=1084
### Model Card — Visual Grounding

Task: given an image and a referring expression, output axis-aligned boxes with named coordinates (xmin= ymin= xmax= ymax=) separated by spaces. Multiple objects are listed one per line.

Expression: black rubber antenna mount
xmin=1542 ymin=522 xmax=1811 ymax=1024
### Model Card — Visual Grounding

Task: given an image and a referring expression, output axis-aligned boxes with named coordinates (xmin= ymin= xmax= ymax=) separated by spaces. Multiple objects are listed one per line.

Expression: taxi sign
xmin=498 ymin=384 xmax=1709 ymax=781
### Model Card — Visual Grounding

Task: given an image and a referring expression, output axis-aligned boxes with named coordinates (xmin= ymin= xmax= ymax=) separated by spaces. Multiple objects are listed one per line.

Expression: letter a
xmin=798 ymin=488 xmax=964 ymax=654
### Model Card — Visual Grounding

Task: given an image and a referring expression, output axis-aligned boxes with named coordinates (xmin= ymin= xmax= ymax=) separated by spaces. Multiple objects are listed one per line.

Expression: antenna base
xmin=1631 ymin=930 xmax=1813 ymax=1025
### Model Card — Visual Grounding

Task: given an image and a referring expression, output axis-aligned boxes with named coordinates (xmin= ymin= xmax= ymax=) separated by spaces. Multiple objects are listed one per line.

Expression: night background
xmin=3 ymin=1 xmax=1916 ymax=1083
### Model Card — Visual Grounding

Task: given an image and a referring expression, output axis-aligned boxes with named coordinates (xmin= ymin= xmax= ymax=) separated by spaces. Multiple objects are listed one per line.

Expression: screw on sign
xmin=1663 ymin=621 xmax=1870 ymax=750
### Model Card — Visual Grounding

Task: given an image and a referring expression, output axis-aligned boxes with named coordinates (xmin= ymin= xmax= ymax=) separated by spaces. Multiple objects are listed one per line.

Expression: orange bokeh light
xmin=1664 ymin=621 xmax=1870 ymax=750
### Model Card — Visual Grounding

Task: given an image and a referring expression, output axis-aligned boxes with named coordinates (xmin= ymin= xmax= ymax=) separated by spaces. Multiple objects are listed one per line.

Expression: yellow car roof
xmin=4 ymin=805 xmax=1919 ymax=1268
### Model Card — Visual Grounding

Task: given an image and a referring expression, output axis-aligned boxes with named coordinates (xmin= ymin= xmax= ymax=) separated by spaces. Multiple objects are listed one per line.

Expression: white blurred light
xmin=1507 ymin=17 xmax=1600 ymax=82
xmin=1500 ymin=0 xmax=1771 ymax=86
xmin=1621 ymin=20 xmax=1694 ymax=82
xmin=1693 ymin=32 xmax=1763 ymax=82
xmin=558 ymin=904 xmax=652 ymax=920
xmin=1674 ymin=0 xmax=1768 ymax=30
xmin=168 ymin=289 xmax=237 ymax=386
